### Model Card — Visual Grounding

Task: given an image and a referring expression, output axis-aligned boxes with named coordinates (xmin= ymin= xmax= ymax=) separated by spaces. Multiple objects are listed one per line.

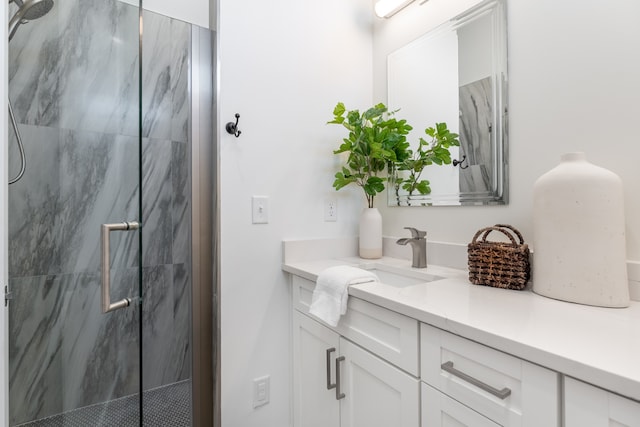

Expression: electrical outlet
xmin=324 ymin=199 xmax=337 ymax=222
xmin=252 ymin=196 xmax=269 ymax=224
xmin=253 ymin=376 xmax=270 ymax=408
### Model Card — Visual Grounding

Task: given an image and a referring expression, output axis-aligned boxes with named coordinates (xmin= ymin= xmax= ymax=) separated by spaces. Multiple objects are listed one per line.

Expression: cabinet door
xmin=422 ymin=382 xmax=500 ymax=427
xmin=565 ymin=377 xmax=640 ymax=427
xmin=339 ymin=338 xmax=420 ymax=427
xmin=293 ymin=311 xmax=340 ymax=427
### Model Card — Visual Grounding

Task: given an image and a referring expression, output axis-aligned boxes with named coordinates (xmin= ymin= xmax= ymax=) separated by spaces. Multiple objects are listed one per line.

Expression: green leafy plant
xmin=393 ymin=122 xmax=460 ymax=196
xmin=328 ymin=102 xmax=412 ymax=208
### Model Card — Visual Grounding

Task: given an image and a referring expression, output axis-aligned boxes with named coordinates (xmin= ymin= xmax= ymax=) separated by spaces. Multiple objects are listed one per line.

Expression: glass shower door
xmin=7 ymin=0 xmax=143 ymax=425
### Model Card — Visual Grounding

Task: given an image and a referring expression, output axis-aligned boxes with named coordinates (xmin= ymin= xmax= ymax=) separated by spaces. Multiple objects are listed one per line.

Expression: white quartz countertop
xmin=283 ymin=256 xmax=640 ymax=402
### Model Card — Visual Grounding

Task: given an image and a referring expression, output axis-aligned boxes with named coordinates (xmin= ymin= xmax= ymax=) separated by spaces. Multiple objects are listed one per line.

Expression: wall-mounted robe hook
xmin=225 ymin=113 xmax=242 ymax=137
xmin=453 ymin=155 xmax=469 ymax=169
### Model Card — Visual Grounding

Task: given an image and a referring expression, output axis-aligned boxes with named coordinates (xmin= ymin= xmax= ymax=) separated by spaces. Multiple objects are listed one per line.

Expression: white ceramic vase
xmin=532 ymin=152 xmax=629 ymax=307
xmin=359 ymin=207 xmax=382 ymax=259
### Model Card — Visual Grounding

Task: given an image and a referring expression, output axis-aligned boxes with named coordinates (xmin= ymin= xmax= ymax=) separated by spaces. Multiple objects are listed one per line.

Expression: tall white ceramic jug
xmin=532 ymin=152 xmax=629 ymax=307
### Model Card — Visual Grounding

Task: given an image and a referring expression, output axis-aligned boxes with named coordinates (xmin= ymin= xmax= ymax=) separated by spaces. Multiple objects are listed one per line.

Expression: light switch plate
xmin=253 ymin=375 xmax=270 ymax=408
xmin=252 ymin=196 xmax=269 ymax=224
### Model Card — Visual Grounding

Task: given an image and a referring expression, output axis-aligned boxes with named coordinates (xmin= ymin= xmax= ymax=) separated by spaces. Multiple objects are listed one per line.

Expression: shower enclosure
xmin=6 ymin=0 xmax=216 ymax=425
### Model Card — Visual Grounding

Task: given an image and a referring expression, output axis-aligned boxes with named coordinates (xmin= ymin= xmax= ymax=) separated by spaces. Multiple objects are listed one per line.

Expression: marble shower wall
xmin=8 ymin=0 xmax=193 ymax=424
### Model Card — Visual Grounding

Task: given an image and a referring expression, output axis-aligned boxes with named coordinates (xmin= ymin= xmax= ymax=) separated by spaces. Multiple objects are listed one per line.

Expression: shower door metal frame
xmin=191 ymin=25 xmax=218 ymax=427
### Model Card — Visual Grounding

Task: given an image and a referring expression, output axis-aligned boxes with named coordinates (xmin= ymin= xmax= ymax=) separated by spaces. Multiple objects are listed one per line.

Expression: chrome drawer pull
xmin=326 ymin=348 xmax=336 ymax=390
xmin=441 ymin=361 xmax=511 ymax=400
xmin=335 ymin=356 xmax=346 ymax=400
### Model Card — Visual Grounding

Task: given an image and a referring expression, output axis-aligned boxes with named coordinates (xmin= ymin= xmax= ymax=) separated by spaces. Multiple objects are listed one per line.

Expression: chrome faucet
xmin=396 ymin=227 xmax=427 ymax=268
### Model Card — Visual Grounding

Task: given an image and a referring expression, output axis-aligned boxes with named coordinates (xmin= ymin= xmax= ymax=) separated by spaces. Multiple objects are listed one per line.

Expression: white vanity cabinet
xmin=290 ymin=273 xmax=567 ymax=427
xmin=284 ymin=249 xmax=640 ymax=427
xmin=564 ymin=377 xmax=640 ymax=427
xmin=291 ymin=276 xmax=420 ymax=427
xmin=420 ymin=323 xmax=560 ymax=427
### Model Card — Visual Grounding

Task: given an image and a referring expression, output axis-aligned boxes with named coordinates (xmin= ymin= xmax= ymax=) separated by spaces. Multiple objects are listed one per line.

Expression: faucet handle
xmin=404 ymin=227 xmax=426 ymax=239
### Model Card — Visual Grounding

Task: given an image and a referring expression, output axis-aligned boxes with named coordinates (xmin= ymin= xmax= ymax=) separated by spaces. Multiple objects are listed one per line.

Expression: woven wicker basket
xmin=467 ymin=224 xmax=530 ymax=290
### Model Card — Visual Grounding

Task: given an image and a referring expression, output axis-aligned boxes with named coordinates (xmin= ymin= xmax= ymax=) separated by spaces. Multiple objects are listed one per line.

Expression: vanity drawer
xmin=421 ymin=323 xmax=559 ymax=426
xmin=422 ymin=382 xmax=500 ymax=427
xmin=292 ymin=275 xmax=419 ymax=376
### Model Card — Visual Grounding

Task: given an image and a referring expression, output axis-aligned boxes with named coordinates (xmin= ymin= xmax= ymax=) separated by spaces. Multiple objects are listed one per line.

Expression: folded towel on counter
xmin=309 ymin=266 xmax=379 ymax=327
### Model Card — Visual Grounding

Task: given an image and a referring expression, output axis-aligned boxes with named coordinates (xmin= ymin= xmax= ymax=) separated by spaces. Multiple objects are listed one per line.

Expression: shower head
xmin=20 ymin=0 xmax=53 ymax=20
xmin=8 ymin=0 xmax=54 ymax=41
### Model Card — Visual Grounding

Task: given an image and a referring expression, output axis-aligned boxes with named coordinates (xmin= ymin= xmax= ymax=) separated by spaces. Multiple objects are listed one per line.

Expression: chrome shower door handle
xmin=101 ymin=221 xmax=140 ymax=313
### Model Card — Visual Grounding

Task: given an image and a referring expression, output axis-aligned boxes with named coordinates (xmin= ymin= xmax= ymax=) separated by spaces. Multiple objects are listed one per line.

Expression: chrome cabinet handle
xmin=101 ymin=221 xmax=140 ymax=313
xmin=441 ymin=361 xmax=511 ymax=400
xmin=335 ymin=356 xmax=346 ymax=400
xmin=326 ymin=348 xmax=336 ymax=390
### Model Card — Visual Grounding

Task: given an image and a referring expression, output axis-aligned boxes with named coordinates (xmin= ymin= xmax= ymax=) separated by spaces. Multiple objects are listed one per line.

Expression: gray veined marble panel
xmin=142 ymin=10 xmax=191 ymax=143
xmin=170 ymin=19 xmax=191 ymax=144
xmin=9 ymin=0 xmax=140 ymax=137
xmin=9 ymin=275 xmax=66 ymax=425
xmin=141 ymin=263 xmax=192 ymax=391
xmin=8 ymin=2 xmax=62 ymax=129
xmin=172 ymin=141 xmax=191 ymax=265
xmin=61 ymin=270 xmax=140 ymax=413
xmin=57 ymin=0 xmax=140 ymax=137
xmin=57 ymin=128 xmax=140 ymax=275
xmin=142 ymin=138 xmax=173 ymax=267
xmin=8 ymin=125 xmax=61 ymax=278
xmin=9 ymin=271 xmax=142 ymax=425
xmin=459 ymin=76 xmax=493 ymax=193
xmin=142 ymin=265 xmax=174 ymax=391
xmin=171 ymin=263 xmax=192 ymax=383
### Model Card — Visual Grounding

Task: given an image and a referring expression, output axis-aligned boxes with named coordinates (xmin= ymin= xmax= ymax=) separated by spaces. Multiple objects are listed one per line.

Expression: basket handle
xmin=472 ymin=224 xmax=523 ymax=247
xmin=493 ymin=224 xmax=525 ymax=244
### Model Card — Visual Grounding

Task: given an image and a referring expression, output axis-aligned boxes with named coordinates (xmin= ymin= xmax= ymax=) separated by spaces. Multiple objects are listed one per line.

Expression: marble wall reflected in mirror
xmin=387 ymin=0 xmax=508 ymax=206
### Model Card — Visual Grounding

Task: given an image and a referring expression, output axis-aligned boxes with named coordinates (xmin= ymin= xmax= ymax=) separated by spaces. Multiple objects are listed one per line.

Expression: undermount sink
xmin=360 ymin=265 xmax=444 ymax=288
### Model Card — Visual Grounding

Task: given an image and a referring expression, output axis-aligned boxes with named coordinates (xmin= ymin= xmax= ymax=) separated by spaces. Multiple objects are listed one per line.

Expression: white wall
xmin=218 ymin=0 xmax=372 ymax=425
xmin=375 ymin=0 xmax=640 ymax=262
xmin=457 ymin=12 xmax=493 ymax=86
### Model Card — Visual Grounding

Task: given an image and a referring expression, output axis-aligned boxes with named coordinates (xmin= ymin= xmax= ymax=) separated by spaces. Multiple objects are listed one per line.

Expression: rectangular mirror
xmin=387 ymin=0 xmax=508 ymax=206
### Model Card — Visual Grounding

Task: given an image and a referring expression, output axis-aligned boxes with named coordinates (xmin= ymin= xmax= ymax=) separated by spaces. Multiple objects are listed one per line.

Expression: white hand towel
xmin=309 ymin=266 xmax=379 ymax=327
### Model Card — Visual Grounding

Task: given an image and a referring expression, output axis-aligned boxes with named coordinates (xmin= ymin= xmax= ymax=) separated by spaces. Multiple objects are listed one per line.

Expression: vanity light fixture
xmin=374 ymin=0 xmax=415 ymax=18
